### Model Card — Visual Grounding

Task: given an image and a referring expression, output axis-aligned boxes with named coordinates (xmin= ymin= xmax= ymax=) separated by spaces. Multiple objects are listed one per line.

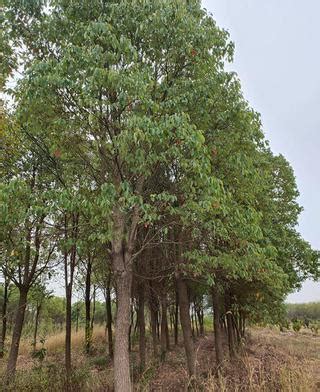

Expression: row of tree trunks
xmin=177 ymin=277 xmax=195 ymax=377
xmin=212 ymin=288 xmax=224 ymax=369
xmin=211 ymin=285 xmax=248 ymax=369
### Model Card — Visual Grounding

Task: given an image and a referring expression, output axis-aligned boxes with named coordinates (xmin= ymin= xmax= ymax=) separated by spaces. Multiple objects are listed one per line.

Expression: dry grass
xmin=148 ymin=327 xmax=320 ymax=391
xmin=1 ymin=326 xmax=319 ymax=391
xmin=18 ymin=325 xmax=106 ymax=355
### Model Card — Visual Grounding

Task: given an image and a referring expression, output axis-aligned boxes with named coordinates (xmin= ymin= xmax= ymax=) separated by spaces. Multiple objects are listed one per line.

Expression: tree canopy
xmin=1 ymin=1 xmax=319 ymax=391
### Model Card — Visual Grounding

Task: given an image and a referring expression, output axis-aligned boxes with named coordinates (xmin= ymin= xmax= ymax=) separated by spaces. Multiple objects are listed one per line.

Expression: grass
xmin=0 ymin=325 xmax=319 ymax=391
xmin=18 ymin=325 xmax=106 ymax=355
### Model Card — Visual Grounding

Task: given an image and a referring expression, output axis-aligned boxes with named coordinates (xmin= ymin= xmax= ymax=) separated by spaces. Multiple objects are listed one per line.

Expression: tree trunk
xmin=226 ymin=311 xmax=235 ymax=358
xmin=91 ymin=285 xmax=96 ymax=332
xmin=65 ymin=284 xmax=72 ymax=382
xmin=177 ymin=277 xmax=195 ymax=377
xmin=5 ymin=288 xmax=28 ymax=378
xmin=64 ymin=212 xmax=78 ymax=387
xmin=174 ymin=289 xmax=179 ymax=345
xmin=105 ymin=284 xmax=113 ymax=359
xmin=160 ymin=293 xmax=168 ymax=361
xmin=212 ymin=288 xmax=224 ymax=369
xmin=85 ymin=259 xmax=92 ymax=354
xmin=0 ymin=278 xmax=9 ymax=358
xmin=113 ymin=251 xmax=133 ymax=392
xmin=156 ymin=310 xmax=160 ymax=340
xmin=137 ymin=282 xmax=146 ymax=372
xmin=75 ymin=305 xmax=79 ymax=333
xmin=128 ymin=303 xmax=134 ymax=353
xmin=199 ymin=307 xmax=204 ymax=336
xmin=225 ymin=294 xmax=235 ymax=358
xmin=33 ymin=303 xmax=41 ymax=352
xmin=148 ymin=284 xmax=158 ymax=358
xmin=191 ymin=307 xmax=195 ymax=338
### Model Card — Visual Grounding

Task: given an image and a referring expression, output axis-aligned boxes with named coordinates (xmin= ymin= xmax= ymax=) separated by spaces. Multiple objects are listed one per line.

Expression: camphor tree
xmin=3 ymin=1 xmax=235 ymax=389
xmin=0 ymin=130 xmax=58 ymax=378
xmin=1 ymin=0 xmax=319 ymax=391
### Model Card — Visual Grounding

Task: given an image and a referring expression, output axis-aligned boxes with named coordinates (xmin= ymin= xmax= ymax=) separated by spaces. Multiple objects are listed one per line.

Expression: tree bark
xmin=212 ymin=288 xmax=224 ymax=369
xmin=160 ymin=292 xmax=168 ymax=361
xmin=177 ymin=277 xmax=195 ymax=377
xmin=105 ymin=283 xmax=113 ymax=359
xmin=32 ymin=303 xmax=41 ymax=352
xmin=137 ymin=281 xmax=146 ymax=372
xmin=85 ymin=259 xmax=92 ymax=354
xmin=5 ymin=288 xmax=28 ymax=378
xmin=0 ymin=277 xmax=9 ymax=358
xmin=91 ymin=285 xmax=96 ymax=331
xmin=128 ymin=303 xmax=134 ymax=353
xmin=226 ymin=311 xmax=235 ymax=358
xmin=75 ymin=304 xmax=79 ymax=333
xmin=65 ymin=283 xmax=72 ymax=381
xmin=174 ymin=289 xmax=179 ymax=345
xmin=113 ymin=250 xmax=133 ymax=392
xmin=64 ymin=212 xmax=78 ymax=387
xmin=225 ymin=294 xmax=235 ymax=358
xmin=148 ymin=283 xmax=158 ymax=358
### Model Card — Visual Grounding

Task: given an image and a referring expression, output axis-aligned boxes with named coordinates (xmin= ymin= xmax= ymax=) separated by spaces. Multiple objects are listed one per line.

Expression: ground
xmin=0 ymin=326 xmax=319 ymax=391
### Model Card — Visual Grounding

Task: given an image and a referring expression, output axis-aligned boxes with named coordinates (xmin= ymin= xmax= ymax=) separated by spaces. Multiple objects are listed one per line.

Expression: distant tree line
xmin=286 ymin=302 xmax=320 ymax=321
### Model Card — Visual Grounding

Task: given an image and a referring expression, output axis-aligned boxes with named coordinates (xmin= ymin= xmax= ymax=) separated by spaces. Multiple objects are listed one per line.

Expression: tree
xmin=3 ymin=1 xmax=234 ymax=389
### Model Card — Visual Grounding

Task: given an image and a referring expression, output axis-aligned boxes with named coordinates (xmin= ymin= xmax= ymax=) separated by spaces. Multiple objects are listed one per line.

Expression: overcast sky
xmin=202 ymin=0 xmax=320 ymax=303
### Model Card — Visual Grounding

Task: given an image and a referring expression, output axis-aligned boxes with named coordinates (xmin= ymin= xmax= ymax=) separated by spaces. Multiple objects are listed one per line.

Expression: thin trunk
xmin=91 ymin=285 xmax=96 ymax=331
xmin=137 ymin=282 xmax=146 ymax=372
xmin=64 ymin=212 xmax=78 ymax=387
xmin=174 ymin=289 xmax=179 ymax=345
xmin=239 ymin=311 xmax=246 ymax=339
xmin=128 ymin=303 xmax=134 ymax=353
xmin=194 ymin=305 xmax=199 ymax=337
xmin=156 ymin=310 xmax=160 ymax=340
xmin=32 ymin=303 xmax=41 ymax=352
xmin=226 ymin=311 xmax=235 ymax=358
xmin=133 ymin=305 xmax=139 ymax=336
xmin=160 ymin=293 xmax=168 ymax=361
xmin=225 ymin=294 xmax=235 ymax=358
xmin=191 ymin=308 xmax=195 ymax=338
xmin=5 ymin=288 xmax=28 ymax=378
xmin=105 ymin=284 xmax=113 ymax=359
xmin=76 ymin=305 xmax=79 ymax=333
xmin=85 ymin=260 xmax=92 ymax=354
xmin=0 ymin=278 xmax=9 ymax=358
xmin=177 ymin=277 xmax=195 ymax=377
xmin=199 ymin=307 xmax=204 ymax=336
xmin=65 ymin=284 xmax=72 ymax=381
xmin=148 ymin=286 xmax=158 ymax=358
xmin=212 ymin=288 xmax=224 ymax=369
xmin=165 ymin=311 xmax=170 ymax=350
xmin=232 ymin=313 xmax=241 ymax=345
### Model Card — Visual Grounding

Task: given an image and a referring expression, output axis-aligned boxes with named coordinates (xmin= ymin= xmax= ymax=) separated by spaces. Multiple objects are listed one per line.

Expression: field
xmin=0 ymin=326 xmax=319 ymax=391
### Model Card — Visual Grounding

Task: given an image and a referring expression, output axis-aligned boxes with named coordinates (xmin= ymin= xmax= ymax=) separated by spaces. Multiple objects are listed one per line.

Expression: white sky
xmin=202 ymin=0 xmax=320 ymax=303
